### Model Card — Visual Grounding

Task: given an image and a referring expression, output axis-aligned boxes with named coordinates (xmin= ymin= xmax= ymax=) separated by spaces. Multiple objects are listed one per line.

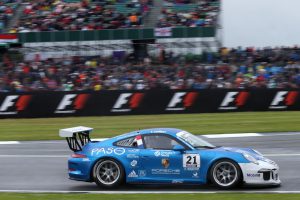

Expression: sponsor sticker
xmin=128 ymin=149 xmax=140 ymax=153
xmin=154 ymin=150 xmax=175 ymax=157
xmin=183 ymin=154 xmax=200 ymax=169
xmin=161 ymin=158 xmax=170 ymax=168
xmin=91 ymin=147 xmax=125 ymax=156
xmin=192 ymin=172 xmax=199 ymax=178
xmin=127 ymin=154 xmax=139 ymax=159
xmin=151 ymin=169 xmax=180 ymax=175
xmin=172 ymin=180 xmax=183 ymax=184
xmin=247 ymin=173 xmax=261 ymax=177
xmin=154 ymin=151 xmax=160 ymax=157
xmin=128 ymin=170 xmax=138 ymax=178
xmin=131 ymin=160 xmax=137 ymax=167
xmin=138 ymin=170 xmax=146 ymax=177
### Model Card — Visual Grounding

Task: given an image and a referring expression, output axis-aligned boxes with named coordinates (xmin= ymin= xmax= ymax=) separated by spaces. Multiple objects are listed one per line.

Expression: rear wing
xmin=59 ymin=126 xmax=93 ymax=152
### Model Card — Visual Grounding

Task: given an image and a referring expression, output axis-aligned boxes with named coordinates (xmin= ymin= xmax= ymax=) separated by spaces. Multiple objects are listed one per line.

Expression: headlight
xmin=252 ymin=149 xmax=263 ymax=156
xmin=243 ymin=153 xmax=259 ymax=165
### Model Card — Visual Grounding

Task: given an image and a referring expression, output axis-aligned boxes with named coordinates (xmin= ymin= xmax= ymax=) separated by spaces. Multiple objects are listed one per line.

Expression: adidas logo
xmin=128 ymin=170 xmax=138 ymax=178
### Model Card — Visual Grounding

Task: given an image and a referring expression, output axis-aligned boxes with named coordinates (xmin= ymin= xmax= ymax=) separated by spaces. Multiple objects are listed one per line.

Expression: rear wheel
xmin=210 ymin=159 xmax=242 ymax=189
xmin=93 ymin=158 xmax=124 ymax=189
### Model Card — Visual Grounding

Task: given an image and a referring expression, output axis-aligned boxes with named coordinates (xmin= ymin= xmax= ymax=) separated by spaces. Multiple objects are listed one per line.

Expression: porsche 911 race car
xmin=59 ymin=127 xmax=281 ymax=189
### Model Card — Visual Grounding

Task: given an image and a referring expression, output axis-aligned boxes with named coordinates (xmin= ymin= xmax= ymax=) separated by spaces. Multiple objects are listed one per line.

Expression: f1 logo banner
xmin=0 ymin=89 xmax=299 ymax=118
xmin=166 ymin=92 xmax=198 ymax=111
xmin=111 ymin=93 xmax=144 ymax=112
xmin=0 ymin=95 xmax=32 ymax=115
xmin=218 ymin=91 xmax=249 ymax=110
xmin=269 ymin=91 xmax=298 ymax=109
xmin=55 ymin=94 xmax=90 ymax=114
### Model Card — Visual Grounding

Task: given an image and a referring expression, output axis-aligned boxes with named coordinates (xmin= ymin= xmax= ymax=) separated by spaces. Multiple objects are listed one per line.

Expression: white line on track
xmin=0 ymin=190 xmax=299 ymax=194
xmin=0 ymin=141 xmax=20 ymax=145
xmin=264 ymin=153 xmax=300 ymax=157
xmin=203 ymin=133 xmax=262 ymax=138
xmin=1 ymin=132 xmax=300 ymax=145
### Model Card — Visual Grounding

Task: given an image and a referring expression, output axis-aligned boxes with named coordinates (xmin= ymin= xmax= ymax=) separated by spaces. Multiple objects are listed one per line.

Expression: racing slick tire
xmin=209 ymin=159 xmax=242 ymax=189
xmin=93 ymin=158 xmax=125 ymax=189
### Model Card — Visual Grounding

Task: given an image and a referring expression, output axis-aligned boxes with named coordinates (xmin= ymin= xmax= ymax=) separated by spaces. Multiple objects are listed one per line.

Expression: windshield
xmin=176 ymin=131 xmax=215 ymax=148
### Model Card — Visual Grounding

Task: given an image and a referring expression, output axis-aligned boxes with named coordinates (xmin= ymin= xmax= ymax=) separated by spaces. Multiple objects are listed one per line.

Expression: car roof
xmin=112 ymin=128 xmax=183 ymax=141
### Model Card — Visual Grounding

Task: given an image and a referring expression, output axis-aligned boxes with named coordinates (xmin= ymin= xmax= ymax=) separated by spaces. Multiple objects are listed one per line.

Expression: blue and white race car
xmin=59 ymin=127 xmax=281 ymax=189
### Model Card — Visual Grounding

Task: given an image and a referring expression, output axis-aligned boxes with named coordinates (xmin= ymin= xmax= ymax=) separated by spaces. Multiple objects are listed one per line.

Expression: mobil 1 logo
xmin=183 ymin=154 xmax=200 ymax=170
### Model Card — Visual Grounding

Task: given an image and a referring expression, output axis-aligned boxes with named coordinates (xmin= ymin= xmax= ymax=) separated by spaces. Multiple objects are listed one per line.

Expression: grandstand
xmin=2 ymin=0 xmax=220 ymax=54
xmin=0 ymin=0 xmax=224 ymax=92
xmin=0 ymin=0 xmax=21 ymax=33
xmin=1 ymin=46 xmax=300 ymax=92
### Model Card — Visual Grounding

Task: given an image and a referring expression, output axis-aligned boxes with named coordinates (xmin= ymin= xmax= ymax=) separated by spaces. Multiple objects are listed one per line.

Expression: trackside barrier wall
xmin=17 ymin=27 xmax=216 ymax=43
xmin=0 ymin=89 xmax=298 ymax=118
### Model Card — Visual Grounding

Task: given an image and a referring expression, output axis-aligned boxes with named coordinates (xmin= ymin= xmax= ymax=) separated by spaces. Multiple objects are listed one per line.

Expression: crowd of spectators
xmin=157 ymin=0 xmax=219 ymax=28
xmin=9 ymin=0 xmax=150 ymax=33
xmin=1 ymin=46 xmax=300 ymax=92
xmin=0 ymin=0 xmax=19 ymax=32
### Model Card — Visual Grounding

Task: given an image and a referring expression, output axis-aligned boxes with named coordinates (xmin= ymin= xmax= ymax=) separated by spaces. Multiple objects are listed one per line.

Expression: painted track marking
xmin=0 ymin=141 xmax=20 ymax=145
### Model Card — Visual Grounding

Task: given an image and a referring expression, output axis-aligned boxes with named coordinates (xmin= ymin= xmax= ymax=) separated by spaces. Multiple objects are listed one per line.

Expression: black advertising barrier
xmin=0 ymin=89 xmax=299 ymax=118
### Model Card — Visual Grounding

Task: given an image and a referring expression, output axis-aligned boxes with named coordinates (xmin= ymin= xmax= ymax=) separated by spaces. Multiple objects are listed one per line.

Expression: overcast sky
xmin=222 ymin=0 xmax=300 ymax=48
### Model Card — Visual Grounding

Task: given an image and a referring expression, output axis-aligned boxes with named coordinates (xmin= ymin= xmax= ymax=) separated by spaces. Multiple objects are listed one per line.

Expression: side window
xmin=143 ymin=135 xmax=181 ymax=150
xmin=115 ymin=135 xmax=143 ymax=148
xmin=115 ymin=137 xmax=137 ymax=147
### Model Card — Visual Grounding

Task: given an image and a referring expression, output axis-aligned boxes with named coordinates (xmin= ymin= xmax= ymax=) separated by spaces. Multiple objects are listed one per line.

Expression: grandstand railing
xmin=18 ymin=27 xmax=216 ymax=43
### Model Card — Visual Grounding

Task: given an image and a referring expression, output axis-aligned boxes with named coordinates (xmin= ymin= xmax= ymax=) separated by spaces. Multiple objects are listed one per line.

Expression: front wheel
xmin=93 ymin=158 xmax=124 ymax=189
xmin=210 ymin=159 xmax=242 ymax=189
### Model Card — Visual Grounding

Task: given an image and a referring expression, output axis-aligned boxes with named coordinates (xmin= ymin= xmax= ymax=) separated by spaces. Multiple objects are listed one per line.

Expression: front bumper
xmin=239 ymin=160 xmax=281 ymax=185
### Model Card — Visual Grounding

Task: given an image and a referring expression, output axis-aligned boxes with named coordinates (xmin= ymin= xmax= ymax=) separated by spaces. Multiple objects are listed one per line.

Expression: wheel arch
xmin=90 ymin=156 xmax=126 ymax=182
xmin=206 ymin=157 xmax=244 ymax=184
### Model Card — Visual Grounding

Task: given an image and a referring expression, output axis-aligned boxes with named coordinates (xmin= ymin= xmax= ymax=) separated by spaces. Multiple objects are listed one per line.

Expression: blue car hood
xmin=214 ymin=146 xmax=263 ymax=159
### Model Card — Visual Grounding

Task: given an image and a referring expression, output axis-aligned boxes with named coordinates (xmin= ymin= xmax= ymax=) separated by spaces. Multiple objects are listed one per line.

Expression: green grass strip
xmin=0 ymin=111 xmax=299 ymax=141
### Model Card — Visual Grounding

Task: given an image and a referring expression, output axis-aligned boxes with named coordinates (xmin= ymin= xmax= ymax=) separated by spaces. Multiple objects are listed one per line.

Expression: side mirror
xmin=173 ymin=145 xmax=185 ymax=152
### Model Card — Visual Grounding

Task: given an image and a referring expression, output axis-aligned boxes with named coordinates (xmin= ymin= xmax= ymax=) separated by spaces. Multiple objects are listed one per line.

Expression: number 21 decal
xmin=183 ymin=154 xmax=200 ymax=168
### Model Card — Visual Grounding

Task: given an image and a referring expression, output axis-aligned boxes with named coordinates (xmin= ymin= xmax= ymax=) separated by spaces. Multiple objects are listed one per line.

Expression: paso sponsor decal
xmin=166 ymin=92 xmax=198 ymax=111
xmin=269 ymin=91 xmax=298 ymax=109
xmin=0 ymin=95 xmax=32 ymax=115
xmin=55 ymin=94 xmax=90 ymax=114
xmin=91 ymin=147 xmax=125 ymax=156
xmin=219 ymin=91 xmax=249 ymax=110
xmin=111 ymin=93 xmax=144 ymax=112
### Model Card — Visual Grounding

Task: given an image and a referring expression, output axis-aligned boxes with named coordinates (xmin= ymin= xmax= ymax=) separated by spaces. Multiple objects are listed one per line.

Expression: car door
xmin=138 ymin=134 xmax=189 ymax=184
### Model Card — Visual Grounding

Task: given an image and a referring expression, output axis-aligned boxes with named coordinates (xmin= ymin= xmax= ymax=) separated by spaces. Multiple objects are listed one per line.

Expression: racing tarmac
xmin=0 ymin=132 xmax=300 ymax=193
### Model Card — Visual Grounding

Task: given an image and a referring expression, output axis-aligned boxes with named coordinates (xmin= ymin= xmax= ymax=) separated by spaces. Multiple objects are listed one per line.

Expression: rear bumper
xmin=239 ymin=160 xmax=281 ymax=186
xmin=68 ymin=157 xmax=93 ymax=182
